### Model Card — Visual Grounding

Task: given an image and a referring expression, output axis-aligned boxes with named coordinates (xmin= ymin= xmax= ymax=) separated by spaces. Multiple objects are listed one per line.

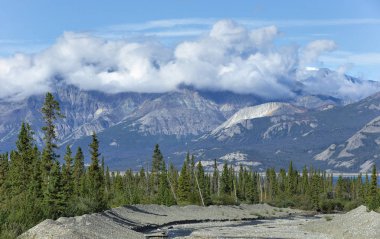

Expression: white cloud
xmin=299 ymin=68 xmax=379 ymax=102
xmin=0 ymin=19 xmax=378 ymax=101
xmin=300 ymin=39 xmax=337 ymax=67
xmin=94 ymin=18 xmax=380 ymax=41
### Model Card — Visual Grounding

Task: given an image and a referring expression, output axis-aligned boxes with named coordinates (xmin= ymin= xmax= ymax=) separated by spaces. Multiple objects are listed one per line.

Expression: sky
xmin=0 ymin=0 xmax=380 ymax=101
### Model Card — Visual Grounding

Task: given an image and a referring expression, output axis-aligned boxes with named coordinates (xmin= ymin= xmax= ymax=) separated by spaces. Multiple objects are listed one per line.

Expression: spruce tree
xmin=189 ymin=154 xmax=197 ymax=203
xmin=0 ymin=153 xmax=8 ymax=200
xmin=221 ymin=162 xmax=231 ymax=195
xmin=87 ymin=132 xmax=106 ymax=211
xmin=301 ymin=166 xmax=309 ymax=195
xmin=29 ymin=151 xmax=43 ymax=200
xmin=237 ymin=165 xmax=245 ymax=201
xmin=43 ymin=161 xmax=65 ymax=219
xmin=211 ymin=159 xmax=219 ymax=195
xmin=62 ymin=145 xmax=74 ymax=206
xmin=336 ymin=175 xmax=344 ymax=199
xmin=157 ymin=161 xmax=176 ymax=205
xmin=152 ymin=144 xmax=164 ymax=173
xmin=41 ymin=92 xmax=63 ymax=174
xmin=151 ymin=144 xmax=164 ymax=195
xmin=9 ymin=123 xmax=36 ymax=195
xmin=40 ymin=92 xmax=64 ymax=212
xmin=196 ymin=161 xmax=211 ymax=205
xmin=104 ymin=166 xmax=111 ymax=202
xmin=177 ymin=159 xmax=191 ymax=203
xmin=286 ymin=161 xmax=297 ymax=196
xmin=168 ymin=162 xmax=179 ymax=200
xmin=364 ymin=173 xmax=370 ymax=202
xmin=368 ymin=165 xmax=379 ymax=210
xmin=73 ymin=147 xmax=85 ymax=196
xmin=137 ymin=167 xmax=148 ymax=203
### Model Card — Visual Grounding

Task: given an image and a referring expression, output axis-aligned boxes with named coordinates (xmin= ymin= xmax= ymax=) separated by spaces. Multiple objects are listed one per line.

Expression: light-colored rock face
xmin=314 ymin=144 xmax=336 ymax=161
xmin=212 ymin=102 xmax=305 ymax=134
xmin=314 ymin=116 xmax=380 ymax=171
xmin=124 ymin=90 xmax=226 ymax=136
xmin=209 ymin=102 xmax=307 ymax=141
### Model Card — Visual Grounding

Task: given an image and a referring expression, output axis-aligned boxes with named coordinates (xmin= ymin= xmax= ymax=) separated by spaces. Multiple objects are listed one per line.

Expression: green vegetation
xmin=0 ymin=92 xmax=379 ymax=238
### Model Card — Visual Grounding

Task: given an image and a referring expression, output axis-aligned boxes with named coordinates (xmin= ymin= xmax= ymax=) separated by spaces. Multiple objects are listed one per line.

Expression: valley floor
xmin=20 ymin=204 xmax=379 ymax=239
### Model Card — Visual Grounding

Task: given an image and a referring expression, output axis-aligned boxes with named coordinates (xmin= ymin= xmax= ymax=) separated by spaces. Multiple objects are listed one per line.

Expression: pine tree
xmin=177 ymin=159 xmax=191 ymax=203
xmin=152 ymin=144 xmax=164 ymax=174
xmin=335 ymin=175 xmax=344 ymax=199
xmin=111 ymin=172 xmax=125 ymax=206
xmin=221 ymin=162 xmax=231 ymax=195
xmin=245 ymin=171 xmax=259 ymax=203
xmin=189 ymin=154 xmax=197 ymax=203
xmin=196 ymin=161 xmax=211 ymax=205
xmin=278 ymin=168 xmax=286 ymax=195
xmin=355 ymin=173 xmax=363 ymax=201
xmin=211 ymin=159 xmax=219 ymax=195
xmin=41 ymin=92 xmax=63 ymax=174
xmin=237 ymin=165 xmax=245 ymax=201
xmin=368 ymin=164 xmax=379 ymax=210
xmin=40 ymin=92 xmax=64 ymax=213
xmin=301 ymin=166 xmax=309 ymax=195
xmin=286 ymin=161 xmax=297 ymax=196
xmin=62 ymin=145 xmax=74 ymax=206
xmin=151 ymin=144 xmax=164 ymax=195
xmin=9 ymin=123 xmax=36 ymax=195
xmin=136 ymin=167 xmax=148 ymax=203
xmin=29 ymin=151 xmax=43 ymax=199
xmin=168 ymin=162 xmax=179 ymax=198
xmin=104 ymin=166 xmax=111 ymax=202
xmin=87 ymin=132 xmax=106 ymax=211
xmin=43 ymin=161 xmax=65 ymax=219
xmin=0 ymin=153 xmax=9 ymax=202
xmin=157 ymin=161 xmax=176 ymax=205
xmin=73 ymin=147 xmax=85 ymax=196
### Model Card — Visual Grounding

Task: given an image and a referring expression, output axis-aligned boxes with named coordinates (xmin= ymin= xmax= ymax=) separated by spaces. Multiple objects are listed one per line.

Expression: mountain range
xmin=0 ymin=68 xmax=380 ymax=172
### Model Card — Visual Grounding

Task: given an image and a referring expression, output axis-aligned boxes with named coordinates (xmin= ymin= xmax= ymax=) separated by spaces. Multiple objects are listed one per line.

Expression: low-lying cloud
xmin=0 ymin=20 xmax=378 ymax=101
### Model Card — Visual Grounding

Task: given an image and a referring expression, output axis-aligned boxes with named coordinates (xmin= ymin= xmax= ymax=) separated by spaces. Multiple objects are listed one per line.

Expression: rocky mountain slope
xmin=202 ymin=92 xmax=380 ymax=172
xmin=0 ymin=68 xmax=379 ymax=172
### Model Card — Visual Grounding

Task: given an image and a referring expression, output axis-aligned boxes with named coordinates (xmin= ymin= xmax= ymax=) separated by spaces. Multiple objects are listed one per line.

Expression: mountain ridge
xmin=0 ymin=68 xmax=379 ymax=172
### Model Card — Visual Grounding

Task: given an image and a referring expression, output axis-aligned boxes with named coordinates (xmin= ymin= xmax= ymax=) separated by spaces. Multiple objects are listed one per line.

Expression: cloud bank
xmin=0 ymin=20 xmax=378 ymax=101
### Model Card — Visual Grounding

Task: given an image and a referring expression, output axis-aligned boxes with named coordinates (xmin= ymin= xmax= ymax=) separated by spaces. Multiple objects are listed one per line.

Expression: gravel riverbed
xmin=19 ymin=204 xmax=379 ymax=239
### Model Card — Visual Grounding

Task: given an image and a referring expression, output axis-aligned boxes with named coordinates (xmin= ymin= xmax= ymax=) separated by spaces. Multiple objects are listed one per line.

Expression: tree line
xmin=0 ymin=92 xmax=379 ymax=238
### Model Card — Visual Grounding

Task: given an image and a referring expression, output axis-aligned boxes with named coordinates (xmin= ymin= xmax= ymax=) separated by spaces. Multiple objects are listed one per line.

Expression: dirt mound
xmin=303 ymin=205 xmax=380 ymax=239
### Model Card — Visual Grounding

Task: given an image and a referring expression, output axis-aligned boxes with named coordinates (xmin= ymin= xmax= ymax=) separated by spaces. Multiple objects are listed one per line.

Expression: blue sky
xmin=1 ymin=0 xmax=380 ymax=79
xmin=0 ymin=0 xmax=380 ymax=101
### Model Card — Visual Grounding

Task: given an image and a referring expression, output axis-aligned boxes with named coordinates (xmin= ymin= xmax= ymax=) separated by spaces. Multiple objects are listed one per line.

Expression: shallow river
xmin=162 ymin=215 xmax=330 ymax=239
